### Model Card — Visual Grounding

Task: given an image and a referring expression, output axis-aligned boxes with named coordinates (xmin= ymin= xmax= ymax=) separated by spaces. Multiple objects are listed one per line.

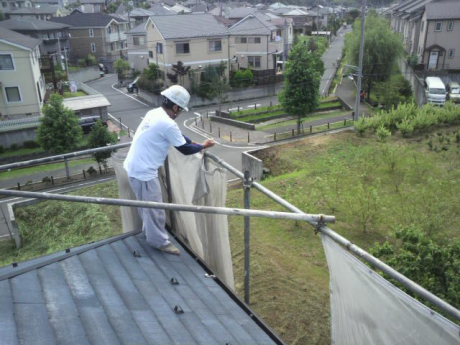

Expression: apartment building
xmin=0 ymin=27 xmax=46 ymax=119
xmin=50 ymin=13 xmax=129 ymax=70
xmin=125 ymin=22 xmax=148 ymax=71
xmin=145 ymin=14 xmax=230 ymax=89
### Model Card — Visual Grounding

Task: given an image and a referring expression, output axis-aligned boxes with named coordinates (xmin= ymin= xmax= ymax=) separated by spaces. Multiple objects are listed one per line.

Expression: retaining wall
xmin=69 ymin=66 xmax=101 ymax=83
xmin=209 ymin=115 xmax=255 ymax=130
xmin=398 ymin=58 xmax=426 ymax=106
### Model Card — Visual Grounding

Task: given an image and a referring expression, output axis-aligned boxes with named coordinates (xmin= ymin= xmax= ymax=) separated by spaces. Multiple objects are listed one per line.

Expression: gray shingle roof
xmin=50 ymin=13 xmax=126 ymax=27
xmin=149 ymin=14 xmax=229 ymax=39
xmin=0 ymin=27 xmax=41 ymax=50
xmin=126 ymin=22 xmax=147 ymax=35
xmin=0 ymin=232 xmax=278 ymax=345
xmin=227 ymin=7 xmax=256 ymax=19
xmin=229 ymin=13 xmax=276 ymax=35
xmin=426 ymin=0 xmax=460 ymax=20
xmin=0 ymin=18 xmax=70 ymax=31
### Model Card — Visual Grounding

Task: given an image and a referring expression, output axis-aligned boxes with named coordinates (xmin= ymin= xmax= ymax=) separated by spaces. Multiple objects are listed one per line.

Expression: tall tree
xmin=87 ymin=120 xmax=117 ymax=169
xmin=197 ymin=62 xmax=230 ymax=115
xmin=114 ymin=58 xmax=130 ymax=83
xmin=167 ymin=61 xmax=190 ymax=86
xmin=278 ymin=44 xmax=321 ymax=134
xmin=344 ymin=10 xmax=403 ymax=100
xmin=36 ymin=94 xmax=83 ymax=154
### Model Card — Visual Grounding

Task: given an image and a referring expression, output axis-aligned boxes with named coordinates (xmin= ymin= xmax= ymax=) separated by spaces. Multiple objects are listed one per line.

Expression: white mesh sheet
xmin=160 ymin=149 xmax=234 ymax=290
xmin=321 ymin=234 xmax=460 ymax=345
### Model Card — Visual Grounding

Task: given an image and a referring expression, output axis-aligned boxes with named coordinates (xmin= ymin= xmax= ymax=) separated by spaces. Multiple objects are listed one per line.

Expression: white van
xmin=425 ymin=77 xmax=447 ymax=106
xmin=446 ymin=81 xmax=460 ymax=104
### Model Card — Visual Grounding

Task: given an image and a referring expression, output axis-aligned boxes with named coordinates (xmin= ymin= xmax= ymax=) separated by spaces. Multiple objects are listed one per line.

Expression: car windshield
xmin=451 ymin=88 xmax=460 ymax=94
xmin=430 ymin=88 xmax=445 ymax=94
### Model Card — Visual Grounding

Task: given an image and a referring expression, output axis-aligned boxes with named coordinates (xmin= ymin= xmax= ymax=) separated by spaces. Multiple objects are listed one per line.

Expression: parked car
xmin=127 ymin=77 xmax=139 ymax=93
xmin=446 ymin=81 xmax=460 ymax=104
xmin=99 ymin=63 xmax=108 ymax=74
xmin=78 ymin=116 xmax=107 ymax=134
xmin=425 ymin=77 xmax=447 ymax=106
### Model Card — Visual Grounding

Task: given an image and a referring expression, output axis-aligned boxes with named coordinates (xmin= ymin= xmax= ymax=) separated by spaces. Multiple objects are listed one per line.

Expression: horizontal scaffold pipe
xmin=0 ymin=189 xmax=335 ymax=224
xmin=204 ymin=152 xmax=460 ymax=322
xmin=0 ymin=142 xmax=131 ymax=172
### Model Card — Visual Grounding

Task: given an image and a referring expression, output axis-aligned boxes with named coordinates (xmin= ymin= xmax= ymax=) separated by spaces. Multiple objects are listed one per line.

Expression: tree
xmin=167 ymin=61 xmax=190 ymax=86
xmin=114 ymin=58 xmax=130 ymax=83
xmin=137 ymin=63 xmax=163 ymax=94
xmin=293 ymin=34 xmax=299 ymax=47
xmin=106 ymin=2 xmax=119 ymax=13
xmin=307 ymin=37 xmax=318 ymax=52
xmin=371 ymin=225 xmax=460 ymax=310
xmin=347 ymin=9 xmax=360 ymax=23
xmin=197 ymin=62 xmax=230 ymax=115
xmin=278 ymin=44 xmax=321 ymax=134
xmin=375 ymin=75 xmax=413 ymax=110
xmin=85 ymin=54 xmax=97 ymax=66
xmin=344 ymin=10 xmax=403 ymax=101
xmin=87 ymin=120 xmax=117 ymax=169
xmin=36 ymin=94 xmax=83 ymax=154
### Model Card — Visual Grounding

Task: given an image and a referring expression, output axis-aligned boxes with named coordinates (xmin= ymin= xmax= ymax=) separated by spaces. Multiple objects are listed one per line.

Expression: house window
xmin=447 ymin=22 xmax=454 ymax=31
xmin=0 ymin=54 xmax=14 ymax=70
xmin=91 ymin=43 xmax=96 ymax=53
xmin=248 ymin=37 xmax=261 ymax=44
xmin=89 ymin=29 xmax=94 ymax=37
xmin=235 ymin=37 xmax=247 ymax=44
xmin=209 ymin=40 xmax=222 ymax=52
xmin=149 ymin=50 xmax=153 ymax=58
xmin=58 ymin=31 xmax=63 ymax=38
xmin=49 ymin=32 xmax=55 ymax=39
xmin=156 ymin=43 xmax=163 ymax=54
xmin=448 ymin=49 xmax=455 ymax=59
xmin=2 ymin=2 xmax=6 ymax=8
xmin=176 ymin=42 xmax=190 ymax=54
xmin=435 ymin=22 xmax=442 ymax=31
xmin=4 ymin=86 xmax=22 ymax=102
xmin=248 ymin=56 xmax=261 ymax=68
xmin=107 ymin=26 xmax=112 ymax=34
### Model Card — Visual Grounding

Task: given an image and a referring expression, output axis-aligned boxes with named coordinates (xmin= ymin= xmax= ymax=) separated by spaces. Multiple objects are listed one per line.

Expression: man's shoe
xmin=157 ymin=243 xmax=180 ymax=255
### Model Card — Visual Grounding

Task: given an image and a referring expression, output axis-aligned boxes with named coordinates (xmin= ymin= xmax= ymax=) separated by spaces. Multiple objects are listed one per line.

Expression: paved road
xmin=320 ymin=27 xmax=352 ymax=97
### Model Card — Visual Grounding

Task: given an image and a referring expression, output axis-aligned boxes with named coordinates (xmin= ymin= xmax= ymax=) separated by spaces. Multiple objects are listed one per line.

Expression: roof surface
xmin=0 ymin=232 xmax=276 ymax=345
xmin=227 ymin=7 xmax=256 ymax=19
xmin=149 ymin=14 xmax=229 ymax=39
xmin=0 ymin=17 xmax=70 ymax=31
xmin=229 ymin=13 xmax=276 ymax=35
xmin=50 ymin=13 xmax=125 ymax=27
xmin=426 ymin=0 xmax=460 ymax=20
xmin=125 ymin=22 xmax=147 ymax=35
xmin=62 ymin=94 xmax=111 ymax=111
xmin=0 ymin=27 xmax=41 ymax=49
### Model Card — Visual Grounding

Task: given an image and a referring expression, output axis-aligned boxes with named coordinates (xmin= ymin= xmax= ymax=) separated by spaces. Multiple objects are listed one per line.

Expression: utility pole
xmin=64 ymin=48 xmax=70 ymax=81
xmin=282 ymin=18 xmax=287 ymax=72
xmin=354 ymin=0 xmax=367 ymax=121
xmin=155 ymin=43 xmax=159 ymax=80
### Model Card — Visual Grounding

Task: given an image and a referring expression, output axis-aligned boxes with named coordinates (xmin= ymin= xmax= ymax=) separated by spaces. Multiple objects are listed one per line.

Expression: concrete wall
xmin=242 ymin=149 xmax=263 ymax=182
xmin=0 ymin=126 xmax=37 ymax=148
xmin=138 ymin=83 xmax=282 ymax=108
xmin=126 ymin=33 xmax=149 ymax=71
xmin=209 ymin=115 xmax=255 ymax=130
xmin=69 ymin=66 xmax=100 ymax=83
xmin=398 ymin=58 xmax=426 ymax=106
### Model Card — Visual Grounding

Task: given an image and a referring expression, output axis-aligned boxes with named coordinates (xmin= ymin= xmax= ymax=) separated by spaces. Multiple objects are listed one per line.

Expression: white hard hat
xmin=161 ymin=85 xmax=190 ymax=112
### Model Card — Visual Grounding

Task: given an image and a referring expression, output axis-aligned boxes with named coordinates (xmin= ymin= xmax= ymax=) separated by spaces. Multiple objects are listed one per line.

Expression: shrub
xmin=86 ymin=166 xmax=97 ymax=175
xmin=85 ymin=54 xmax=97 ymax=66
xmin=396 ymin=118 xmax=414 ymax=137
xmin=376 ymin=125 xmax=391 ymax=142
xmin=9 ymin=143 xmax=19 ymax=151
xmin=23 ymin=140 xmax=40 ymax=149
xmin=354 ymin=116 xmax=368 ymax=135
xmin=42 ymin=176 xmax=51 ymax=183
xmin=77 ymin=58 xmax=86 ymax=67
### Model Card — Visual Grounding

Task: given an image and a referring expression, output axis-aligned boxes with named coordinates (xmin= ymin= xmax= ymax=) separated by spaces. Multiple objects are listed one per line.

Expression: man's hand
xmin=202 ymin=139 xmax=215 ymax=149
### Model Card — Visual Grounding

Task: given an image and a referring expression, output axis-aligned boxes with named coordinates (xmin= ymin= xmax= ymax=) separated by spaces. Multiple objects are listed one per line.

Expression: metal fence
xmin=0 ymin=117 xmax=41 ymax=132
xmin=0 ymin=144 xmax=459 ymax=321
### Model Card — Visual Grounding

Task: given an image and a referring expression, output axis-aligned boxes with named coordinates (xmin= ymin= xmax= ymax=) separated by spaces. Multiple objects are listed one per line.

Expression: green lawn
xmin=4 ymin=127 xmax=460 ymax=344
xmin=0 ymin=158 xmax=95 ymax=180
xmin=257 ymin=110 xmax=349 ymax=131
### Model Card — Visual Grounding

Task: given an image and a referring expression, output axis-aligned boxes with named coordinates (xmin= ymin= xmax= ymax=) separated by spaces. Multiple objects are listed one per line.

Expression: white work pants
xmin=128 ymin=177 xmax=169 ymax=248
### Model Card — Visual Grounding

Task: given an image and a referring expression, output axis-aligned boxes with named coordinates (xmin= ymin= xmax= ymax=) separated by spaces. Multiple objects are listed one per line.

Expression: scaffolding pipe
xmin=0 ymin=143 xmax=131 ymax=172
xmin=0 ymin=190 xmax=335 ymax=224
xmin=203 ymin=152 xmax=460 ymax=321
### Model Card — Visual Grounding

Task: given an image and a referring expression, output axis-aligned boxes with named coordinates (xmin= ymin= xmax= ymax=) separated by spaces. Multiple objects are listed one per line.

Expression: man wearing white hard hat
xmin=124 ymin=85 xmax=215 ymax=255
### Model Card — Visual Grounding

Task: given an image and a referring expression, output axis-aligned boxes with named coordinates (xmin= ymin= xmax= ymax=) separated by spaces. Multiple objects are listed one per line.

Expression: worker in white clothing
xmin=124 ymin=85 xmax=215 ymax=255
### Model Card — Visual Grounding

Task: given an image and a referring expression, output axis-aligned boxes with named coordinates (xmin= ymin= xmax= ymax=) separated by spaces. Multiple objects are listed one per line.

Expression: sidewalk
xmin=335 ymin=77 xmax=370 ymax=118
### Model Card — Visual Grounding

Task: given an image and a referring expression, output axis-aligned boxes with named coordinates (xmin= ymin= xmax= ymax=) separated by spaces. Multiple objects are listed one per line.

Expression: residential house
xmin=309 ymin=5 xmax=333 ymax=29
xmin=227 ymin=6 xmax=255 ymax=23
xmin=0 ymin=17 xmax=71 ymax=60
xmin=0 ymin=27 xmax=46 ymax=119
xmin=269 ymin=17 xmax=293 ymax=49
xmin=145 ymin=14 xmax=230 ymax=89
xmin=389 ymin=0 xmax=460 ymax=70
xmin=169 ymin=3 xmax=191 ymax=14
xmin=128 ymin=6 xmax=173 ymax=27
xmin=418 ymin=0 xmax=460 ymax=70
xmin=229 ymin=13 xmax=284 ymax=75
xmin=7 ymin=5 xmax=66 ymax=20
xmin=280 ymin=8 xmax=311 ymax=35
xmin=50 ymin=13 xmax=129 ymax=71
xmin=0 ymin=0 xmax=34 ymax=16
xmin=125 ymin=22 xmax=149 ymax=71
